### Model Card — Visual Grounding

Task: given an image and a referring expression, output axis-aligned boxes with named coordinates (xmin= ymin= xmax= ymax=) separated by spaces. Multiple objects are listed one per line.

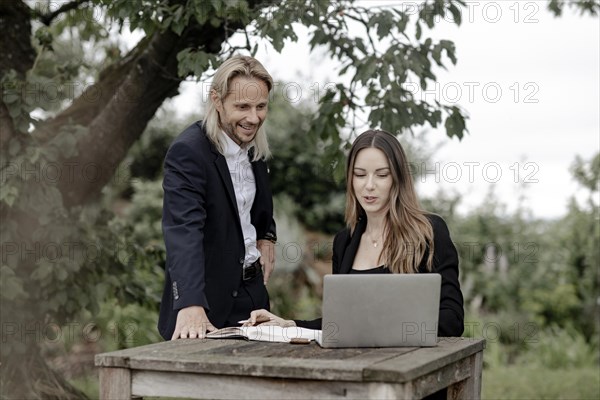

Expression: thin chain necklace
xmin=367 ymin=230 xmax=384 ymax=248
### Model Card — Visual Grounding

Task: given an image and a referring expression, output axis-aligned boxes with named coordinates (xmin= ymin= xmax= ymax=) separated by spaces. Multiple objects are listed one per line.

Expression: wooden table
xmin=95 ymin=337 xmax=485 ymax=400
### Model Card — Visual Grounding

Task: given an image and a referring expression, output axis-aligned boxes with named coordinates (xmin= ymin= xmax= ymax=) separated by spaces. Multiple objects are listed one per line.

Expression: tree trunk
xmin=1 ymin=345 xmax=88 ymax=399
xmin=0 ymin=0 xmax=36 ymax=148
xmin=1 ymin=1 xmax=261 ymax=398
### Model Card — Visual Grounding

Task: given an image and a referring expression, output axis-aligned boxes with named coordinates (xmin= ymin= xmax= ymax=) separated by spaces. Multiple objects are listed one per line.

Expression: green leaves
xmin=267 ymin=96 xmax=346 ymax=233
xmin=547 ymin=0 xmax=600 ymax=17
xmin=1 ymin=70 xmax=36 ymax=135
xmin=311 ymin=96 xmax=343 ymax=143
xmin=0 ymin=185 xmax=19 ymax=208
xmin=169 ymin=4 xmax=189 ymax=35
xmin=570 ymin=153 xmax=600 ymax=193
xmin=176 ymin=49 xmax=218 ymax=78
xmin=34 ymin=27 xmax=54 ymax=51
xmin=30 ymin=260 xmax=54 ymax=282
xmin=369 ymin=10 xmax=395 ymax=40
xmin=281 ymin=0 xmax=469 ymax=140
xmin=254 ymin=6 xmax=299 ymax=53
xmin=170 ymin=0 xmax=469 ymax=140
xmin=0 ymin=265 xmax=27 ymax=301
xmin=354 ymin=57 xmax=378 ymax=86
xmin=432 ymin=40 xmax=457 ymax=67
xmin=419 ymin=0 xmax=465 ymax=28
xmin=443 ymin=106 xmax=467 ymax=139
xmin=448 ymin=2 xmax=462 ymax=25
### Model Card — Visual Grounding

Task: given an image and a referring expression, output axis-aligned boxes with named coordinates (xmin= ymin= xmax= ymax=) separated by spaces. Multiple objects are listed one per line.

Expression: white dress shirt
xmin=221 ymin=132 xmax=260 ymax=265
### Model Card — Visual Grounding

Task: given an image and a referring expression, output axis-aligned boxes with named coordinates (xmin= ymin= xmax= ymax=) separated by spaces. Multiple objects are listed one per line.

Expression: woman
xmin=247 ymin=129 xmax=464 ymax=337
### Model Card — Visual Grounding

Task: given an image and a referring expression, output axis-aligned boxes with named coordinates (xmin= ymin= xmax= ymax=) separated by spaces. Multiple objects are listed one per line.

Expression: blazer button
xmin=232 ymin=290 xmax=238 ymax=298
xmin=239 ymin=257 xmax=244 ymax=265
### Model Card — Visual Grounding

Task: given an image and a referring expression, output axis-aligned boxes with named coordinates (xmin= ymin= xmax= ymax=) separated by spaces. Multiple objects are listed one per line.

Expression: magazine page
xmin=205 ymin=327 xmax=247 ymax=339
xmin=206 ymin=326 xmax=322 ymax=343
xmin=243 ymin=326 xmax=321 ymax=343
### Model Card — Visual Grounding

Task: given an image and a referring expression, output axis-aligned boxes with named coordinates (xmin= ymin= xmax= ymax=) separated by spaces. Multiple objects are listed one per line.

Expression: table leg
xmin=99 ymin=367 xmax=132 ymax=400
xmin=447 ymin=351 xmax=483 ymax=400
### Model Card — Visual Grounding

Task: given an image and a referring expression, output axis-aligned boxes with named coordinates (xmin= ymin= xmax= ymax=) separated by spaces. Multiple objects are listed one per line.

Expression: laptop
xmin=317 ymin=274 xmax=441 ymax=348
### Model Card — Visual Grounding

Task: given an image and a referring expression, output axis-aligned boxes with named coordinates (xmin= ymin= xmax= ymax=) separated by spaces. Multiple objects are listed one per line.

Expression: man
xmin=158 ymin=56 xmax=277 ymax=340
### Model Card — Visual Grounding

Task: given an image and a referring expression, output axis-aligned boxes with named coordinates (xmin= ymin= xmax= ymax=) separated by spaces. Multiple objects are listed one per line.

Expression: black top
xmin=350 ymin=266 xmax=388 ymax=274
xmin=295 ymin=214 xmax=464 ymax=336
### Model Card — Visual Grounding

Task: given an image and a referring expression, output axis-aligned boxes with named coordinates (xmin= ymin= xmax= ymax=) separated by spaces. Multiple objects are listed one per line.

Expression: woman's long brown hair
xmin=345 ymin=130 xmax=434 ymax=273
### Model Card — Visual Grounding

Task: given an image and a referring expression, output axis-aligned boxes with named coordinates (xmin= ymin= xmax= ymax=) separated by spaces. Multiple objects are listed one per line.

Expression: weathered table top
xmin=95 ymin=337 xmax=485 ymax=400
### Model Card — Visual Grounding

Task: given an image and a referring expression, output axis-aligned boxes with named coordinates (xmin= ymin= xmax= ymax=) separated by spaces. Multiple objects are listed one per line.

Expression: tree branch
xmin=37 ymin=2 xmax=260 ymax=207
xmin=32 ymin=0 xmax=90 ymax=26
xmin=0 ymin=99 xmax=16 ymax=149
xmin=343 ymin=9 xmax=379 ymax=57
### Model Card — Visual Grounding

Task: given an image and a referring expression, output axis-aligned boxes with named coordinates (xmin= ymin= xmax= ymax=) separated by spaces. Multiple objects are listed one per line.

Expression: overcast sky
xmin=165 ymin=1 xmax=599 ymax=220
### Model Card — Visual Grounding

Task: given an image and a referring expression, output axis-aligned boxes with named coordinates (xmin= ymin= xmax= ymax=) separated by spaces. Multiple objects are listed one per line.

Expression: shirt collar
xmin=221 ymin=131 xmax=244 ymax=158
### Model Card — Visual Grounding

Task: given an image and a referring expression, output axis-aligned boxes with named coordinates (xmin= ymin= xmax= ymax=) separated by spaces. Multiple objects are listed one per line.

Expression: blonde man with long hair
xmin=247 ymin=129 xmax=464 ymax=334
xmin=159 ymin=56 xmax=278 ymax=341
xmin=203 ymin=56 xmax=272 ymax=161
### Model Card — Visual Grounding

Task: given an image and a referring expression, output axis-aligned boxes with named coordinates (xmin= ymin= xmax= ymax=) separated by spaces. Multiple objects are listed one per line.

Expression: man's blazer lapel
xmin=212 ymin=148 xmax=241 ymax=220
xmin=251 ymin=158 xmax=267 ymax=201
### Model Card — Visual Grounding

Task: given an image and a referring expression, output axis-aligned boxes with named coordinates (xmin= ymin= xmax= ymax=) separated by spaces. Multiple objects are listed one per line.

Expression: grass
xmin=70 ymin=375 xmax=98 ymax=399
xmin=483 ymin=366 xmax=600 ymax=399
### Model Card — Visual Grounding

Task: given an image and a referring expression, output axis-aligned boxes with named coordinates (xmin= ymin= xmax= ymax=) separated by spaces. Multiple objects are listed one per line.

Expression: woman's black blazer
xmin=296 ymin=214 xmax=464 ymax=337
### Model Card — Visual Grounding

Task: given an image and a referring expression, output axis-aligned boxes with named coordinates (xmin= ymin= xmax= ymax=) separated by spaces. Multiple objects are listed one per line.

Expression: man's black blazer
xmin=158 ymin=122 xmax=275 ymax=340
xmin=296 ymin=214 xmax=464 ymax=337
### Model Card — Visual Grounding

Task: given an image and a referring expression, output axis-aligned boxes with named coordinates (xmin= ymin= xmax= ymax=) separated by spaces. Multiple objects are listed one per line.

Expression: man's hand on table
xmin=172 ymin=306 xmax=216 ymax=339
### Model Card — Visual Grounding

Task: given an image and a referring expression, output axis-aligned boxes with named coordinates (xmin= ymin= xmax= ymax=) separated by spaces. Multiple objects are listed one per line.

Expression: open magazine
xmin=206 ymin=325 xmax=322 ymax=344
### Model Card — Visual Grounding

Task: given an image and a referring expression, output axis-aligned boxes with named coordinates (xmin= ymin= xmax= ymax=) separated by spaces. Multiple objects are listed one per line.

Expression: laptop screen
xmin=319 ymin=274 xmax=441 ymax=348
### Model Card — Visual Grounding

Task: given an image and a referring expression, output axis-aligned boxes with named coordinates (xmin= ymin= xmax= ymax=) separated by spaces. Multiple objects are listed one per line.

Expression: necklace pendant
xmin=373 ymin=242 xmax=377 ymax=248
